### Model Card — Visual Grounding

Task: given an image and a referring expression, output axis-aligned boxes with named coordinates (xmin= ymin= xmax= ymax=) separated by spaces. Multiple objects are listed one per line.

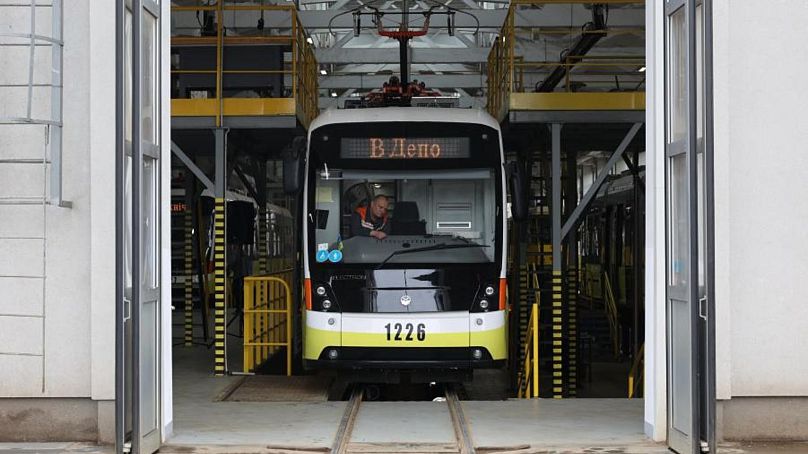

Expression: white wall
xmin=645 ymin=0 xmax=666 ymax=442
xmin=716 ymin=0 xmax=808 ymax=397
xmin=0 ymin=0 xmax=116 ymax=401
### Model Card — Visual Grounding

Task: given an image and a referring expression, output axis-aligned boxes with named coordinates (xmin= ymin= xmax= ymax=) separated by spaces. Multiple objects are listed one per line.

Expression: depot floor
xmin=6 ymin=346 xmax=804 ymax=453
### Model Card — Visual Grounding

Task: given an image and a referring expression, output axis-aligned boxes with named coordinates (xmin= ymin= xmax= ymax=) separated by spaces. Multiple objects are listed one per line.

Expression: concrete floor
xmin=169 ymin=346 xmax=345 ymax=449
xmin=465 ymin=399 xmax=648 ymax=447
xmin=46 ymin=345 xmax=789 ymax=453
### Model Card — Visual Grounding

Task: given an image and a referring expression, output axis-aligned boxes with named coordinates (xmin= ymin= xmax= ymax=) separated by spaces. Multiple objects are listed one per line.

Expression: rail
xmin=602 ymin=271 xmax=620 ymax=358
xmin=242 ymin=270 xmax=294 ymax=375
xmin=628 ymin=343 xmax=644 ymax=398
xmin=517 ymin=264 xmax=540 ymax=398
xmin=486 ymin=0 xmax=646 ymax=121
xmin=170 ymin=3 xmax=318 ymax=128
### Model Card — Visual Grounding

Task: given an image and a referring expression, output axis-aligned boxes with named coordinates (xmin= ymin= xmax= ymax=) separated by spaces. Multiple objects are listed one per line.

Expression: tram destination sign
xmin=340 ymin=137 xmax=470 ymax=159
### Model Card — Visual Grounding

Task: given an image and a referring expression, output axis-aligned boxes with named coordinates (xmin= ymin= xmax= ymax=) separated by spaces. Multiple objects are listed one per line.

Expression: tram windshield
xmin=307 ymin=122 xmax=504 ymax=268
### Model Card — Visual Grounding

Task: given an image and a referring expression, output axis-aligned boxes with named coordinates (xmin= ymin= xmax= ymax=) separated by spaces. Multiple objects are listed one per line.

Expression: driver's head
xmin=370 ymin=195 xmax=389 ymax=220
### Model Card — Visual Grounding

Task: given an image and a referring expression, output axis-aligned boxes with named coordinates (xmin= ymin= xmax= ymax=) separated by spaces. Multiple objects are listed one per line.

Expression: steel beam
xmin=560 ymin=122 xmax=642 ymax=240
xmin=552 ymin=123 xmax=562 ymax=271
xmin=298 ymin=7 xmax=644 ymax=29
xmin=319 ymin=74 xmax=483 ymax=89
xmin=171 ymin=141 xmax=214 ymax=191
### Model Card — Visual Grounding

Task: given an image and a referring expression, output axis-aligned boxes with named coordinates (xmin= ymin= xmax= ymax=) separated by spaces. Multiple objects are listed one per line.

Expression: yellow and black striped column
xmin=256 ymin=208 xmax=268 ymax=274
xmin=567 ymin=268 xmax=578 ymax=397
xmin=213 ymin=198 xmax=227 ymax=375
xmin=184 ymin=208 xmax=194 ymax=347
xmin=551 ymin=269 xmax=564 ymax=398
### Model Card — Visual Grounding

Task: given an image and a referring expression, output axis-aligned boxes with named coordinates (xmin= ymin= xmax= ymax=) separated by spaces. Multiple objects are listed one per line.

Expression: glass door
xmin=664 ymin=0 xmax=714 ymax=452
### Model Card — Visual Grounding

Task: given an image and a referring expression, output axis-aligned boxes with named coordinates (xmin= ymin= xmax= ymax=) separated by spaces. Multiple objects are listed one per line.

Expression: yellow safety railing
xmin=486 ymin=0 xmax=646 ymax=121
xmin=628 ymin=343 xmax=644 ymax=398
xmin=243 ymin=270 xmax=294 ymax=375
xmin=170 ymin=2 xmax=319 ymax=128
xmin=517 ymin=265 xmax=540 ymax=398
xmin=603 ymin=271 xmax=621 ymax=358
xmin=486 ymin=6 xmax=514 ymax=122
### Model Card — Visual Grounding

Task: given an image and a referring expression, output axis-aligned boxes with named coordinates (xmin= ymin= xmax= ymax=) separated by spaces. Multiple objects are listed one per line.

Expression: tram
xmin=284 ymin=105 xmax=524 ymax=381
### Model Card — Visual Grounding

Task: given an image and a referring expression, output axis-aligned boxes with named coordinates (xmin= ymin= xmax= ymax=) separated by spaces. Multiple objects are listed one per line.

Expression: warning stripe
xmin=567 ymin=268 xmax=578 ymax=397
xmin=551 ymin=270 xmax=563 ymax=399
xmin=213 ymin=198 xmax=227 ymax=376
xmin=184 ymin=208 xmax=194 ymax=347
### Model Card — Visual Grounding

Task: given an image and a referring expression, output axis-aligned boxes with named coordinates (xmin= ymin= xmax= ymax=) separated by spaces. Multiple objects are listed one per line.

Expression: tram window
xmin=312 ymin=168 xmax=498 ymax=265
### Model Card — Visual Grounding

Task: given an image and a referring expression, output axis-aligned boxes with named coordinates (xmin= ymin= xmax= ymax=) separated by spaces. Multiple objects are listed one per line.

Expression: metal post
xmin=686 ymin=0 xmax=701 ymax=451
xmin=213 ymin=128 xmax=228 ymax=375
xmin=114 ymin=0 xmax=125 ymax=451
xmin=565 ymin=146 xmax=578 ymax=398
xmin=552 ymin=124 xmax=562 ymax=272
xmin=704 ymin=0 xmax=717 ymax=451
xmin=131 ymin=0 xmax=143 ymax=451
xmin=551 ymin=123 xmax=563 ymax=398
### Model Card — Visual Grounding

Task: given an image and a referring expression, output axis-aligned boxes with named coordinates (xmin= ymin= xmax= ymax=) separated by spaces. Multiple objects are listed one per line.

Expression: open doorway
xmin=116 ymin=1 xmax=716 ymax=453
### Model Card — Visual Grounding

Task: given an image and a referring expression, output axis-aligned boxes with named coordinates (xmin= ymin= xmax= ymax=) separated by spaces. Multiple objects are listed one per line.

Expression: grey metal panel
xmin=509 ymin=110 xmax=645 ymax=124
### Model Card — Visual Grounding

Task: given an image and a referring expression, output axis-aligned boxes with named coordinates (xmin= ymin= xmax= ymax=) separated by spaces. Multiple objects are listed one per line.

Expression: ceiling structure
xmin=300 ymin=1 xmax=645 ymax=107
xmin=171 ymin=1 xmax=645 ymax=108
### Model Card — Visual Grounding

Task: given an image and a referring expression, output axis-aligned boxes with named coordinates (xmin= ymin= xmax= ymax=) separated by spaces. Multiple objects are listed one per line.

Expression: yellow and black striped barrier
xmin=213 ymin=197 xmax=227 ymax=375
xmin=184 ymin=208 xmax=194 ymax=347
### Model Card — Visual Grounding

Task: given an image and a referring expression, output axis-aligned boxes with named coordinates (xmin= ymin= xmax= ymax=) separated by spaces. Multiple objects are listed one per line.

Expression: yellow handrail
xmin=602 ymin=271 xmax=620 ymax=358
xmin=628 ymin=343 xmax=644 ymax=398
xmin=486 ymin=1 xmax=645 ymax=121
xmin=170 ymin=4 xmax=319 ymax=128
xmin=243 ymin=272 xmax=294 ymax=375
xmin=517 ymin=264 xmax=540 ymax=398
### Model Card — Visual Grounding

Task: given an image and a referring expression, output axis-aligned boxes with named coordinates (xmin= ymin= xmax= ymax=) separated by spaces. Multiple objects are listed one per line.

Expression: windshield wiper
xmin=375 ymin=243 xmax=488 ymax=269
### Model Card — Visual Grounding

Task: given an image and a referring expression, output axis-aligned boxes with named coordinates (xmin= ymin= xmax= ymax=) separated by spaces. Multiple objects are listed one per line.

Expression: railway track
xmin=331 ymin=385 xmax=476 ymax=454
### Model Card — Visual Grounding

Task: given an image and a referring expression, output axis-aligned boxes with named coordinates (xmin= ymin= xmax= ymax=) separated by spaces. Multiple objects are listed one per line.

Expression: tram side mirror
xmin=283 ymin=137 xmax=307 ymax=194
xmin=507 ymin=161 xmax=528 ymax=222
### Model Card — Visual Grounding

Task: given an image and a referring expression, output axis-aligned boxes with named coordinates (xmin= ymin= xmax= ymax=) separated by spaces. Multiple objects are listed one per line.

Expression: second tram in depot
xmin=285 ymin=106 xmax=517 ymax=382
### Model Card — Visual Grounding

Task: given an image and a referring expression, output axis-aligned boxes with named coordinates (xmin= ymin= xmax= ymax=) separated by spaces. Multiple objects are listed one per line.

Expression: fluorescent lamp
xmin=638 ymin=66 xmax=646 ymax=73
xmin=320 ymin=69 xmax=328 ymax=75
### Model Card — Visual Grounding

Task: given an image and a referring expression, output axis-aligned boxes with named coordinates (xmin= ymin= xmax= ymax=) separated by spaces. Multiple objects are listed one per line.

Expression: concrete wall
xmin=0 ymin=0 xmax=116 ymax=442
xmin=717 ymin=0 xmax=808 ymax=399
xmin=648 ymin=0 xmax=808 ymax=441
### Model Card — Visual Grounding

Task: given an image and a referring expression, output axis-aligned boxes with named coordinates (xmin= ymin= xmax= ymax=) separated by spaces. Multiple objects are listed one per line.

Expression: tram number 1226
xmin=385 ymin=322 xmax=427 ymax=341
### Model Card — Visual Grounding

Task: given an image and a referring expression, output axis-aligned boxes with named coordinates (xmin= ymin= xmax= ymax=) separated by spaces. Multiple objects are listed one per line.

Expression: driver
xmin=351 ymin=195 xmax=391 ymax=240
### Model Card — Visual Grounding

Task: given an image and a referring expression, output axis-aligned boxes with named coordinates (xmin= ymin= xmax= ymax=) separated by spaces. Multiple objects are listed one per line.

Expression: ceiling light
xmin=330 ymin=91 xmax=338 ymax=98
xmin=638 ymin=66 xmax=646 ymax=73
xmin=306 ymin=37 xmax=314 ymax=44
xmin=320 ymin=69 xmax=328 ymax=75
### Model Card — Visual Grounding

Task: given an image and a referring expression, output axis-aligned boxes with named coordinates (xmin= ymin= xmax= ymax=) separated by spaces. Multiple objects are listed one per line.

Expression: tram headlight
xmin=322 ymin=299 xmax=332 ymax=310
xmin=316 ymin=286 xmax=327 ymax=296
xmin=484 ymin=286 xmax=495 ymax=296
xmin=479 ymin=299 xmax=489 ymax=310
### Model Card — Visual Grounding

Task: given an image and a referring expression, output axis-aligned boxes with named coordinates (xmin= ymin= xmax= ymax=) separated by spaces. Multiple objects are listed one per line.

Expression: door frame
xmin=646 ymin=0 xmax=715 ymax=448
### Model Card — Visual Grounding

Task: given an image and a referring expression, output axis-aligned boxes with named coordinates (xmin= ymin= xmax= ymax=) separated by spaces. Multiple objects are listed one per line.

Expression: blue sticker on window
xmin=316 ymin=250 xmax=329 ymax=263
xmin=328 ymin=249 xmax=343 ymax=263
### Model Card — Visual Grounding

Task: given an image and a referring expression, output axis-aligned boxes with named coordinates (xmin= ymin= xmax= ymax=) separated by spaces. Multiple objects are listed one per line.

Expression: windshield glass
xmin=311 ymin=168 xmax=498 ymax=265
